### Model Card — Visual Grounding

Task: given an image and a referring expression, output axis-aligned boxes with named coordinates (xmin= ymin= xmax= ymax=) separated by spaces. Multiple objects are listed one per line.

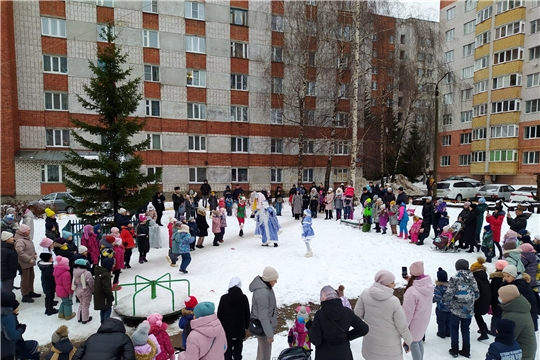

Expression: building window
xmin=489 ymin=150 xmax=517 ymax=162
xmin=188 ymin=135 xmax=206 ymax=151
xmin=532 ymin=19 xmax=540 ymax=34
xmin=271 ymin=139 xmax=283 ymax=154
xmin=336 ymin=113 xmax=348 ymax=127
xmin=530 ymin=46 xmax=540 ymax=61
xmin=496 ymin=0 xmax=523 ymax=14
xmin=459 ymin=155 xmax=471 ymax=166
xmin=339 ymin=84 xmax=349 ymax=99
xmin=462 ymin=66 xmax=474 ymax=79
xmin=474 ymin=80 xmax=488 ymax=94
xmin=524 ymin=125 xmax=540 ymax=139
xmin=231 ymin=74 xmax=248 ymax=90
xmin=525 ymin=99 xmax=540 ymax=113
xmin=272 ymin=47 xmax=283 ymax=62
xmin=142 ymin=0 xmax=157 ymax=13
xmin=442 ymin=135 xmax=451 ymax=146
xmin=334 ymin=141 xmax=348 ymax=155
xmin=231 ymin=42 xmax=248 ymax=58
xmin=492 ymin=74 xmax=522 ymax=89
xmin=146 ymin=167 xmax=162 ymax=183
xmin=496 ymin=21 xmax=525 ymax=39
xmin=145 ymin=100 xmax=160 ymax=117
xmin=389 ymin=35 xmax=395 ymax=43
xmin=271 ymin=109 xmax=283 ymax=124
xmin=41 ymin=165 xmax=62 ymax=183
xmin=231 ymin=137 xmax=249 ymax=153
xmin=491 ymin=99 xmax=520 ymax=114
xmin=490 ymin=124 xmax=518 ymax=138
xmin=96 ymin=0 xmax=113 ymax=6
xmin=41 ymin=17 xmax=66 ymax=38
xmin=464 ymin=20 xmax=476 ymax=35
xmin=304 ymin=110 xmax=315 ymax=125
xmin=271 ymin=15 xmax=283 ymax=32
xmin=146 ymin=133 xmax=161 ymax=150
xmin=443 ymin=114 xmax=453 ymax=125
xmin=189 ymin=168 xmax=207 ymax=183
xmin=271 ymin=169 xmax=282 ymax=183
xmin=307 ymin=81 xmax=316 ymax=96
xmin=443 ymin=93 xmax=453 ymax=105
xmin=473 ymin=104 xmax=487 ymax=117
xmin=371 ymin=67 xmax=378 ymax=75
xmin=460 ymin=133 xmax=472 ymax=144
xmin=399 ymin=50 xmax=406 ymax=60
xmin=46 ymin=129 xmax=70 ymax=147
xmin=465 ymin=0 xmax=477 ymax=11
xmin=440 ymin=156 xmax=450 ymax=167
xmin=186 ymin=69 xmax=206 ymax=87
xmin=143 ymin=30 xmax=159 ymax=48
xmin=333 ymin=168 xmax=348 ymax=182
xmin=185 ymin=2 xmax=205 ymax=20
xmin=230 ymin=8 xmax=248 ymax=26
xmin=527 ymin=73 xmax=540 ymax=87
xmin=523 ymin=151 xmax=540 ymax=164
xmin=472 ymin=151 xmax=486 ymax=162
xmin=446 ymin=29 xmax=455 ymax=42
xmin=231 ymin=168 xmax=248 ymax=182
xmin=97 ymin=24 xmax=114 ymax=42
xmin=446 ymin=7 xmax=456 ymax=20
xmin=302 ymin=168 xmax=314 ymax=183
xmin=44 ymin=92 xmax=68 ymax=111
xmin=308 ymin=52 xmax=316 ymax=67
xmin=475 ymin=31 xmax=491 ymax=48
xmin=43 ymin=55 xmax=67 ymax=74
xmin=272 ymin=77 xmax=283 ymax=94
xmin=463 ymin=43 xmax=475 ymax=57
xmin=230 ymin=106 xmax=248 ymax=122
xmin=476 ymin=5 xmax=492 ymax=24
xmin=303 ymin=141 xmax=314 ymax=154
xmin=445 ymin=50 xmax=454 ymax=63
xmin=493 ymin=48 xmax=523 ymax=64
xmin=340 ymin=26 xmax=351 ymax=41
xmin=472 ymin=128 xmax=487 ymax=140
xmin=187 ymin=103 xmax=206 ymax=120
xmin=462 ymin=89 xmax=472 ymax=101
xmin=462 ymin=110 xmax=473 ymax=122
xmin=144 ymin=65 xmax=160 ymax=82
xmin=474 ymin=56 xmax=489 ymax=70
xmin=186 ymin=36 xmax=205 ymax=53
xmin=371 ymin=81 xmax=377 ymax=91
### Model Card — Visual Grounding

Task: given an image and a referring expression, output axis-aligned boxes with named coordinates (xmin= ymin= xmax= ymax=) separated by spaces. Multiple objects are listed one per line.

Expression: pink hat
xmin=147 ymin=313 xmax=164 ymax=328
xmin=39 ymin=237 xmax=54 ymax=248
xmin=410 ymin=261 xmax=424 ymax=277
xmin=17 ymin=224 xmax=31 ymax=235
xmin=374 ymin=270 xmax=395 ymax=286
xmin=110 ymin=227 xmax=120 ymax=235
xmin=139 ymin=214 xmax=147 ymax=222
xmin=520 ymin=243 xmax=535 ymax=253
xmin=54 ymin=255 xmax=69 ymax=268
xmin=495 ymin=260 xmax=509 ymax=271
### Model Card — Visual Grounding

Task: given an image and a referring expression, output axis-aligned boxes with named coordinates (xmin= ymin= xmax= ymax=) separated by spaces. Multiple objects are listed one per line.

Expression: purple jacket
xmin=403 ymin=275 xmax=435 ymax=341
xmin=178 ymin=313 xmax=227 ymax=360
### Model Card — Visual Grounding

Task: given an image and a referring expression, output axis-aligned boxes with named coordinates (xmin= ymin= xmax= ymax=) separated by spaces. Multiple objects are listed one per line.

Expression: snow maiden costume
xmin=301 ymin=209 xmax=315 ymax=257
xmin=255 ymin=201 xmax=281 ymax=247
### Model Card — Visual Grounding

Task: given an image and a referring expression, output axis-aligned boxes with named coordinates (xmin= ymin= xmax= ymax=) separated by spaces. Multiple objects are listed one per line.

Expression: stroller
xmin=432 ymin=221 xmax=462 ymax=253
xmin=277 ymin=346 xmax=312 ymax=360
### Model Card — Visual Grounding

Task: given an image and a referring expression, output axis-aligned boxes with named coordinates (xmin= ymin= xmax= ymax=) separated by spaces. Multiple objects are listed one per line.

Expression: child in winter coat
xmin=81 ymin=225 xmax=99 ymax=267
xmin=409 ymin=216 xmax=423 ymax=244
xmin=388 ymin=200 xmax=399 ymax=235
xmin=334 ymin=188 xmax=343 ymax=220
xmin=112 ymin=239 xmax=124 ymax=291
xmin=437 ymin=211 xmax=450 ymax=237
xmin=225 ymin=197 xmax=234 ymax=217
xmin=288 ymin=306 xmax=312 ymax=350
xmin=378 ymin=204 xmax=388 ymax=234
xmin=45 ymin=325 xmax=77 ymax=360
xmin=72 ymin=259 xmax=94 ymax=324
xmin=209 ymin=192 xmax=218 ymax=211
xmin=167 ymin=216 xmax=175 ymax=251
xmin=433 ymin=267 xmax=451 ymax=339
xmin=362 ymin=199 xmax=373 ymax=232
xmin=94 ymin=257 xmax=114 ymax=323
xmin=195 ymin=207 xmax=209 ymax=249
xmin=147 ymin=313 xmax=175 ymax=360
xmin=46 ymin=222 xmax=58 ymax=244
xmin=120 ymin=224 xmax=135 ymax=269
xmin=211 ymin=210 xmax=222 ymax=246
xmin=218 ymin=197 xmax=225 ymax=210
xmin=38 ymin=251 xmax=58 ymax=315
xmin=482 ymin=225 xmax=495 ymax=263
xmin=99 ymin=235 xmax=115 ymax=260
xmin=132 ymin=320 xmax=161 ymax=360
xmin=520 ymin=243 xmax=538 ymax=289
xmin=485 ymin=319 xmax=522 ymax=360
xmin=301 ymin=209 xmax=315 ymax=258
xmin=54 ymin=256 xmax=75 ymax=320
xmin=137 ymin=215 xmax=150 ymax=264
xmin=166 ymin=221 xmax=182 ymax=267
xmin=398 ymin=202 xmax=409 ymax=239
xmin=486 ymin=207 xmax=505 ymax=259
xmin=172 ymin=224 xmax=192 ymax=274
xmin=489 ymin=260 xmax=508 ymax=335
xmin=74 ymin=245 xmax=93 ymax=273
xmin=187 ymin=217 xmax=198 ymax=250
xmin=219 ymin=208 xmax=227 ymax=242
xmin=179 ymin=296 xmax=198 ymax=349
xmin=373 ymin=198 xmax=382 ymax=233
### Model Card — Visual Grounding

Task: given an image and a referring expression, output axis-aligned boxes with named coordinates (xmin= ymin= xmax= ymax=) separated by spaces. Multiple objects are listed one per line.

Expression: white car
xmin=436 ymin=181 xmax=478 ymax=201
xmin=441 ymin=176 xmax=482 ymax=187
xmin=510 ymin=186 xmax=538 ymax=202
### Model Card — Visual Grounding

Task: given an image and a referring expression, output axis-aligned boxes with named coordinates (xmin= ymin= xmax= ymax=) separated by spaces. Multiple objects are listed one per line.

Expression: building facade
xmin=438 ymin=0 xmax=540 ymax=184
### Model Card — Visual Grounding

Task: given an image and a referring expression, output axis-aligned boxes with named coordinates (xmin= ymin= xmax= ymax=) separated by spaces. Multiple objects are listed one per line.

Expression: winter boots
xmin=458 ymin=344 xmax=471 ymax=358
xmin=22 ymin=295 xmax=34 ymax=303
xmin=44 ymin=295 xmax=59 ymax=316
xmin=382 ymin=226 xmax=387 ymax=234
xmin=391 ymin=225 xmax=397 ymax=235
xmin=449 ymin=343 xmax=459 ymax=358
xmin=305 ymin=251 xmax=313 ymax=258
xmin=239 ymin=229 xmax=244 ymax=237
xmin=112 ymin=283 xmax=122 ymax=291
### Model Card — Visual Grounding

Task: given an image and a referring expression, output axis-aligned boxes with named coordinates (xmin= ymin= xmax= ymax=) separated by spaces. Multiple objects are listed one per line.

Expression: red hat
xmin=105 ymin=235 xmax=115 ymax=244
xmin=184 ymin=296 xmax=198 ymax=309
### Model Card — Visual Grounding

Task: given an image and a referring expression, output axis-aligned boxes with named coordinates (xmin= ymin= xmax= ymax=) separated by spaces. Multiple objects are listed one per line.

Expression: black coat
xmin=421 ymin=202 xmax=434 ymax=226
xmin=1 ymin=241 xmax=18 ymax=281
xmin=136 ymin=223 xmax=150 ymax=253
xmin=93 ymin=265 xmax=113 ymax=311
xmin=308 ymin=298 xmax=369 ymax=360
xmin=462 ymin=208 xmax=479 ymax=245
xmin=200 ymin=183 xmax=211 ymax=196
xmin=37 ymin=260 xmax=55 ymax=295
xmin=195 ymin=213 xmax=209 ymax=237
xmin=45 ymin=217 xmax=60 ymax=238
xmin=232 ymin=187 xmax=244 ymax=201
xmin=152 ymin=194 xmax=165 ymax=213
xmin=114 ymin=213 xmax=131 ymax=229
xmin=490 ymin=271 xmax=504 ymax=318
xmin=396 ymin=192 xmax=407 ymax=205
xmin=382 ymin=192 xmax=395 ymax=206
xmin=172 ymin=193 xmax=185 ymax=210
xmin=73 ymin=318 xmax=135 ymax=360
xmin=217 ymin=286 xmax=250 ymax=339
xmin=44 ymin=337 xmax=76 ymax=360
xmin=473 ymin=270 xmax=491 ymax=315
xmin=507 ymin=214 xmax=528 ymax=232
xmin=360 ymin=192 xmax=371 ymax=206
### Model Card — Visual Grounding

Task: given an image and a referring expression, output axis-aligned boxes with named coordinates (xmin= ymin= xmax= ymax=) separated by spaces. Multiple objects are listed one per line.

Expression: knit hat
xmin=498 ymin=285 xmax=520 ymax=304
xmin=51 ymin=325 xmax=69 ymax=344
xmin=131 ymin=320 xmax=150 ymax=346
xmin=437 ymin=267 xmax=448 ymax=282
xmin=534 ymin=234 xmax=540 ymax=241
xmin=17 ymin=224 xmax=30 ymax=235
xmin=78 ymin=245 xmax=88 ymax=254
xmin=194 ymin=302 xmax=215 ymax=318
xmin=470 ymin=256 xmax=486 ymax=272
xmin=1 ymin=291 xmax=19 ymax=311
xmin=455 ymin=259 xmax=469 ymax=271
xmin=504 ymin=230 xmax=518 ymax=243
xmin=100 ymin=257 xmax=115 ymax=272
xmin=1 ymin=231 xmax=13 ymax=241
xmin=520 ymin=243 xmax=535 ymax=253
xmin=179 ymin=225 xmax=190 ymax=233
xmin=147 ymin=313 xmax=164 ymax=329
xmin=40 ymin=237 xmax=53 ymax=248
xmin=110 ymin=227 xmax=120 ymax=236
xmin=503 ymin=241 xmax=517 ymax=251
xmin=228 ymin=276 xmax=242 ymax=290
xmin=105 ymin=235 xmax=116 ymax=244
xmin=184 ymin=296 xmax=198 ymax=309
xmin=55 ymin=237 xmax=66 ymax=245
xmin=320 ymin=285 xmax=339 ymax=302
xmin=55 ymin=256 xmax=69 ymax=268
xmin=139 ymin=214 xmax=147 ymax=222
xmin=118 ymin=208 xmax=126 ymax=214
xmin=74 ymin=258 xmax=88 ymax=267
xmin=478 ymin=197 xmax=486 ymax=204
xmin=463 ymin=202 xmax=471 ymax=207
xmin=495 ymin=260 xmax=509 ymax=271
xmin=409 ymin=261 xmax=424 ymax=277
xmin=40 ymin=253 xmax=52 ymax=262
xmin=502 ymin=265 xmax=518 ymax=278
xmin=398 ymin=187 xmax=404 ymax=191
xmin=5 ymin=214 xmax=14 ymax=222
xmin=303 ymin=209 xmax=311 ymax=216
xmin=296 ymin=306 xmax=311 ymax=323
xmin=62 ymin=231 xmax=73 ymax=239
xmin=484 ymin=224 xmax=491 ymax=231
xmin=517 ymin=229 xmax=528 ymax=236
xmin=496 ymin=319 xmax=516 ymax=335
xmin=261 ymin=266 xmax=279 ymax=282
xmin=45 ymin=208 xmax=56 ymax=217
xmin=374 ymin=270 xmax=395 ymax=286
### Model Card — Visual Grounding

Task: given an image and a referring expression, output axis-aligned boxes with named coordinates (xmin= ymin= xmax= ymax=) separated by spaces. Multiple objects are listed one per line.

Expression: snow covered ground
xmin=17 ymin=203 xmax=540 ymax=359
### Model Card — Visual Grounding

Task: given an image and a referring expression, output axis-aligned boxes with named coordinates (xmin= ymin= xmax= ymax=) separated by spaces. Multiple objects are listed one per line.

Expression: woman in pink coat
xmin=402 ymin=261 xmax=435 ymax=360
xmin=178 ymin=302 xmax=227 ymax=360
xmin=81 ymin=224 xmax=99 ymax=265
xmin=53 ymin=255 xmax=75 ymax=320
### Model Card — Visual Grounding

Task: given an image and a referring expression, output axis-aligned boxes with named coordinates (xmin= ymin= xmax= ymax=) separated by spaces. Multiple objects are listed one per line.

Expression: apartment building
xmin=439 ymin=0 xmax=540 ymax=184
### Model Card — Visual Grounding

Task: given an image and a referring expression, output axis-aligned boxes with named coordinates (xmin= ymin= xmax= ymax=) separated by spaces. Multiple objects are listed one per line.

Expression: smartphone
xmin=403 ymin=344 xmax=409 ymax=352
xmin=401 ymin=266 xmax=408 ymax=279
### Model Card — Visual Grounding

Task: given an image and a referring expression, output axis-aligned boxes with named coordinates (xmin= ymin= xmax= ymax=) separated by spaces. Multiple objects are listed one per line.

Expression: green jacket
xmin=93 ymin=265 xmax=113 ymax=311
xmin=500 ymin=295 xmax=537 ymax=360
xmin=475 ymin=203 xmax=488 ymax=235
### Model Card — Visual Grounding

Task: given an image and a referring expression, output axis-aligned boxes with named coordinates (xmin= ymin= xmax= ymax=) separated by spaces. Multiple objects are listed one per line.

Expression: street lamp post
xmin=433 ymin=72 xmax=451 ymax=199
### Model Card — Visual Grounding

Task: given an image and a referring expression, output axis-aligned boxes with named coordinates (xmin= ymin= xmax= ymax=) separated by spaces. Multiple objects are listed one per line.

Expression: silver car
xmin=475 ymin=184 xmax=515 ymax=201
xmin=28 ymin=192 xmax=80 ymax=214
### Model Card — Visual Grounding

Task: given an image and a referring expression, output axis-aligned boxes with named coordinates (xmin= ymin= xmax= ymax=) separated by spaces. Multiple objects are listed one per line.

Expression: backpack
xmin=277 ymin=346 xmax=312 ymax=360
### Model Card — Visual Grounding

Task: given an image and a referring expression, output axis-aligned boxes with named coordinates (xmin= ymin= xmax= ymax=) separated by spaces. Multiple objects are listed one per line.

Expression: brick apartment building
xmin=438 ymin=0 xmax=540 ymax=184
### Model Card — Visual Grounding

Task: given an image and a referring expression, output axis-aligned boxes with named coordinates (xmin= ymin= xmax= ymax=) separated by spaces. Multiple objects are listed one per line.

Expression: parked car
xmin=436 ymin=181 xmax=478 ymax=201
xmin=28 ymin=192 xmax=81 ymax=214
xmin=510 ymin=186 xmax=538 ymax=203
xmin=475 ymin=184 xmax=515 ymax=201
xmin=441 ymin=176 xmax=482 ymax=187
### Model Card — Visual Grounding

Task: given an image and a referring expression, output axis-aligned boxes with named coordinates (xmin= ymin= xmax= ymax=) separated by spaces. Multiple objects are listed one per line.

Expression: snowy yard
xmin=18 ymin=202 xmax=540 ymax=359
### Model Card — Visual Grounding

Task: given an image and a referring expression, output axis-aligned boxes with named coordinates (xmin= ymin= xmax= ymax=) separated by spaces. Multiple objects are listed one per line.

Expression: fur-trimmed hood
xmin=435 ymin=281 xmax=449 ymax=287
xmin=489 ymin=271 xmax=505 ymax=279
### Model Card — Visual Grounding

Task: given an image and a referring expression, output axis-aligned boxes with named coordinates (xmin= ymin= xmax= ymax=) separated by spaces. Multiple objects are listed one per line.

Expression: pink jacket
xmin=343 ymin=186 xmax=355 ymax=198
xmin=402 ymin=275 xmax=435 ymax=341
xmin=82 ymin=224 xmax=100 ymax=265
xmin=410 ymin=220 xmax=422 ymax=234
xmin=398 ymin=206 xmax=406 ymax=221
xmin=178 ymin=314 xmax=227 ymax=360
xmin=150 ymin=324 xmax=175 ymax=360
xmin=112 ymin=245 xmax=125 ymax=272
xmin=53 ymin=263 xmax=73 ymax=298
xmin=212 ymin=216 xmax=221 ymax=234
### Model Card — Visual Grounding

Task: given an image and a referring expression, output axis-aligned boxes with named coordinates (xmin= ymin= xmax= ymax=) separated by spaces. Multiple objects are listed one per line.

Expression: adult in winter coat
xmin=475 ymin=198 xmax=488 ymax=242
xmin=172 ymin=187 xmax=185 ymax=219
xmin=485 ymin=319 xmax=522 ymax=360
xmin=81 ymin=225 xmax=99 ymax=266
xmin=486 ymin=207 xmax=505 ymax=259
xmin=292 ymin=192 xmax=303 ymax=220
xmin=506 ymin=206 xmax=528 ymax=233
xmin=355 ymin=270 xmax=410 ymax=360
xmin=311 ymin=285 xmax=368 ymax=360
xmin=1 ymin=231 xmax=18 ymax=291
xmin=470 ymin=257 xmax=492 ymax=341
xmin=114 ymin=208 xmax=131 ymax=229
xmin=498 ymin=285 xmax=537 ymax=360
xmin=396 ymin=187 xmax=407 ymax=206
xmin=217 ymin=276 xmax=250 ymax=360
xmin=520 ymin=243 xmax=538 ymax=288
xmin=418 ymin=197 xmax=434 ymax=244
xmin=402 ymin=261 xmax=435 ymax=360
xmin=324 ymin=188 xmax=334 ymax=220
xmin=489 ymin=260 xmax=508 ymax=334
xmin=232 ymin=184 xmax=244 ymax=203
xmin=21 ymin=208 xmax=35 ymax=241
xmin=73 ymin=317 xmax=136 ymax=360
xmin=383 ymin=187 xmax=396 ymax=207
xmin=199 ymin=180 xmax=212 ymax=208
xmin=14 ymin=224 xmax=39 ymax=303
xmin=249 ymin=267 xmax=279 ymax=360
xmin=500 ymin=265 xmax=538 ymax=331
xmin=463 ymin=204 xmax=479 ymax=252
xmin=152 ymin=191 xmax=166 ymax=226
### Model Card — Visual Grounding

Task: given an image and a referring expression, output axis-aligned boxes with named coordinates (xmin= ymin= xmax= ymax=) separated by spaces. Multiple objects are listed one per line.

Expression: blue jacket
xmin=485 ymin=332 xmax=522 ymax=360
xmin=442 ymin=270 xmax=480 ymax=319
xmin=438 ymin=216 xmax=449 ymax=230
xmin=301 ymin=215 xmax=315 ymax=239
xmin=433 ymin=282 xmax=451 ymax=313
xmin=1 ymin=308 xmax=24 ymax=358
xmin=187 ymin=222 xmax=198 ymax=238
xmin=179 ymin=308 xmax=194 ymax=348
xmin=172 ymin=231 xmax=191 ymax=254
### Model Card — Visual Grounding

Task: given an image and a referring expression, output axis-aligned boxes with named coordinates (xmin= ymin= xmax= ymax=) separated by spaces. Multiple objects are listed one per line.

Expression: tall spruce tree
xmin=63 ymin=25 xmax=158 ymax=222
xmin=397 ymin=121 xmax=425 ymax=181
